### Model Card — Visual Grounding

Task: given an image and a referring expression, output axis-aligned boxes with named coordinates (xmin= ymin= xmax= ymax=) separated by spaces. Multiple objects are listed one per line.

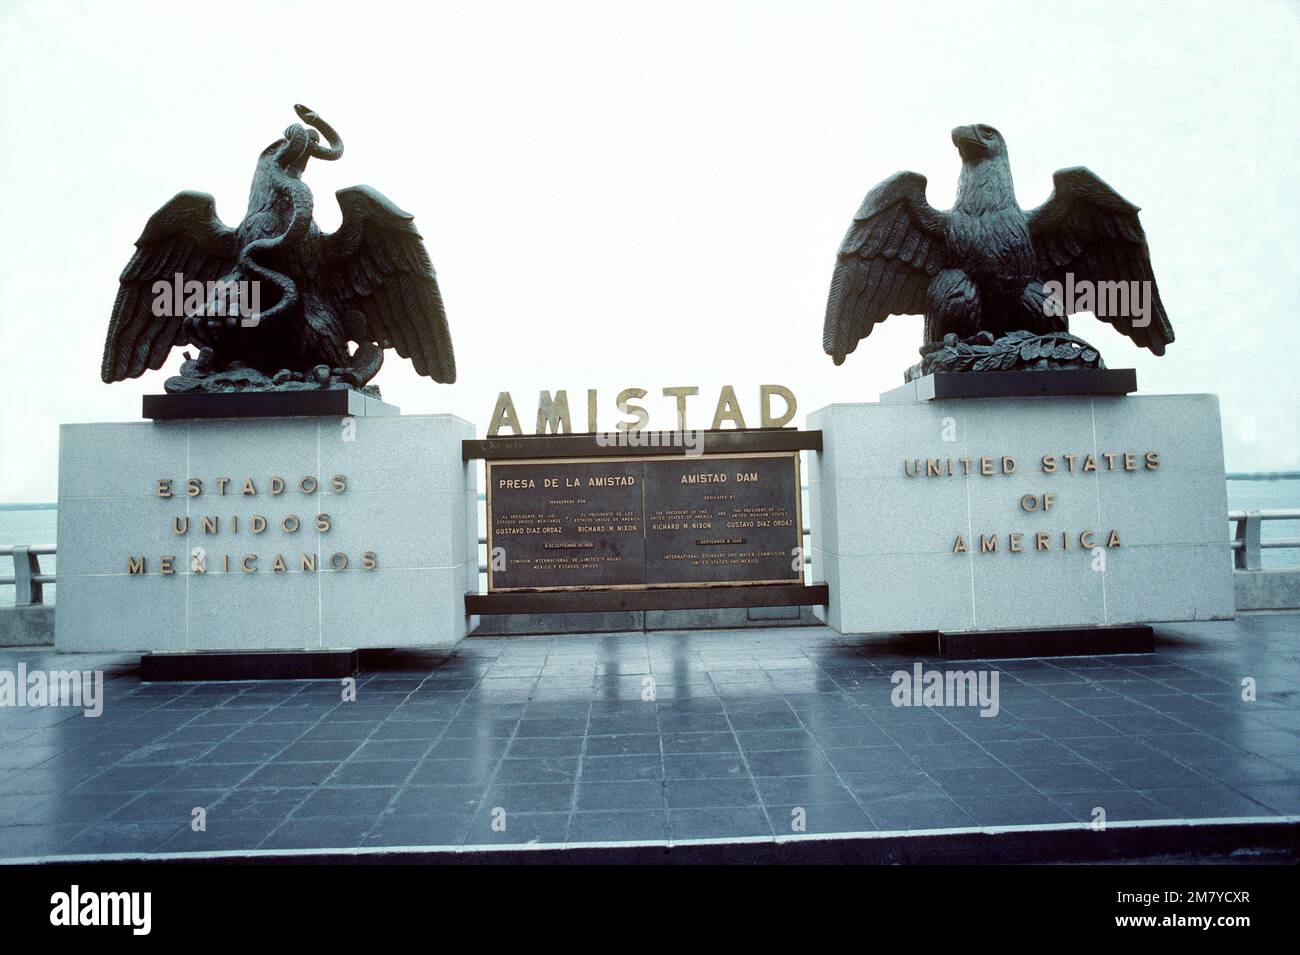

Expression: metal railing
xmin=5 ymin=511 xmax=1298 ymax=605
xmin=0 ymin=545 xmax=56 ymax=606
xmin=1229 ymin=509 xmax=1300 ymax=571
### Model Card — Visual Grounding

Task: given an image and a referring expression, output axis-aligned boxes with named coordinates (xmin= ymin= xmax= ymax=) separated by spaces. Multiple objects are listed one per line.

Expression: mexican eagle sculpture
xmin=101 ymin=105 xmax=455 ymax=394
xmin=822 ymin=124 xmax=1174 ymax=379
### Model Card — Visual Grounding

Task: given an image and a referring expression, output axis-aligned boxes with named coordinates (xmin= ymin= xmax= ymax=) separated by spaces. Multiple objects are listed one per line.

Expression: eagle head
xmin=951 ymin=124 xmax=1005 ymax=163
xmin=255 ymin=123 xmax=315 ymax=180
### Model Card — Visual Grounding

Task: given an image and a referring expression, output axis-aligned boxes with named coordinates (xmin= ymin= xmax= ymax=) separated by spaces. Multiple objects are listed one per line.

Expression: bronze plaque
xmin=486 ymin=452 xmax=802 ymax=592
xmin=643 ymin=453 xmax=801 ymax=587
xmin=486 ymin=458 xmax=645 ymax=591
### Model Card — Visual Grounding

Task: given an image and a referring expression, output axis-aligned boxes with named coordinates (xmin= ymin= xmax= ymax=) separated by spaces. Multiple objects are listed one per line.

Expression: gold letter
xmin=662 ymin=387 xmax=699 ymax=431
xmin=616 ymin=388 xmax=650 ymax=431
xmin=760 ymin=384 xmax=796 ymax=428
xmin=710 ymin=386 xmax=747 ymax=430
xmin=536 ymin=390 xmax=572 ymax=434
xmin=488 ymin=392 xmax=522 ymax=436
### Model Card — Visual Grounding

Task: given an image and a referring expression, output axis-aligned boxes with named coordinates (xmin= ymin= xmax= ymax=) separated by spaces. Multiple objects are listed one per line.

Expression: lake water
xmin=3 ymin=478 xmax=1298 ymax=606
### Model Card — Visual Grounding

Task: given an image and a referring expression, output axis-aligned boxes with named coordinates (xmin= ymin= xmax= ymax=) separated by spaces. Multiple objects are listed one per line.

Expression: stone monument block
xmin=56 ymin=414 xmax=477 ymax=652
xmin=807 ymin=393 xmax=1234 ymax=635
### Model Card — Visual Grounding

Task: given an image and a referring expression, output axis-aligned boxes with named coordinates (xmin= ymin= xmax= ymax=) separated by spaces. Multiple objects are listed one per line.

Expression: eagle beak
xmin=952 ymin=125 xmax=984 ymax=159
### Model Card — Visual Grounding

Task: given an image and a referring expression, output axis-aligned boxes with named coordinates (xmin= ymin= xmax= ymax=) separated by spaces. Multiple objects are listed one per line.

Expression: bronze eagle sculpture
xmin=101 ymin=105 xmax=455 ymax=394
xmin=823 ymin=124 xmax=1174 ymax=377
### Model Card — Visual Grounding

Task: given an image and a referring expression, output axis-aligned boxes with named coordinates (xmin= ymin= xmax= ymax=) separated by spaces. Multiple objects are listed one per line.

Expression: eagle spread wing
xmin=321 ymin=186 xmax=456 ymax=383
xmin=823 ymin=171 xmax=947 ymax=365
xmin=1027 ymin=167 xmax=1174 ymax=355
xmin=101 ymin=192 xmax=239 ymax=382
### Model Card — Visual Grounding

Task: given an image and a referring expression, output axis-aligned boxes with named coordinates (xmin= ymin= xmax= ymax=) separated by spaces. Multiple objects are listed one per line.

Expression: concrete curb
xmin=7 ymin=816 xmax=1297 ymax=866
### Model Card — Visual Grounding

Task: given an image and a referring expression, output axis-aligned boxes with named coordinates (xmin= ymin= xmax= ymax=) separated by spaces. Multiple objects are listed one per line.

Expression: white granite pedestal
xmin=807 ymin=391 xmax=1235 ymax=636
xmin=55 ymin=414 xmax=478 ymax=652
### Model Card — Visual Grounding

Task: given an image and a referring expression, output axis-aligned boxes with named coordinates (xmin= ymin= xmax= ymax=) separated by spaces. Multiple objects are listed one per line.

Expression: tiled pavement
xmin=0 ymin=613 xmax=1297 ymax=859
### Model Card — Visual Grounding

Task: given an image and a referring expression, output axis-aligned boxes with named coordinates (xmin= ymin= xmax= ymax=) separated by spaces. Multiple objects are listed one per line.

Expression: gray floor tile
xmin=766 ymin=802 xmax=875 ymax=835
xmin=668 ymin=806 xmax=772 ymax=839
xmin=576 ymin=780 xmax=666 ymax=811
xmin=567 ymin=810 xmax=669 ymax=843
xmin=2 ymin=615 xmax=1295 ymax=856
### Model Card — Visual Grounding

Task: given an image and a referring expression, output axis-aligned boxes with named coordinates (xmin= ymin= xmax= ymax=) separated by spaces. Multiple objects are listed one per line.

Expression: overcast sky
xmin=1 ymin=0 xmax=1297 ymax=501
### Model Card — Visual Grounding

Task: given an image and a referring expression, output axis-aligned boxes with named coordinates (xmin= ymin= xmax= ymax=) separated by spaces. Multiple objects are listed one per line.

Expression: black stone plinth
xmin=467 ymin=582 xmax=829 ymax=615
xmin=140 ymin=649 xmax=359 ymax=681
xmin=939 ymin=625 xmax=1154 ymax=660
xmin=883 ymin=369 xmax=1137 ymax=403
xmin=142 ymin=390 xmax=399 ymax=420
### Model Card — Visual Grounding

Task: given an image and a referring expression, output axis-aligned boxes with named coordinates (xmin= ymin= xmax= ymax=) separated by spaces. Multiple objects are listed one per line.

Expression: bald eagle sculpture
xmin=101 ymin=105 xmax=455 ymax=395
xmin=823 ymin=124 xmax=1173 ymax=378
